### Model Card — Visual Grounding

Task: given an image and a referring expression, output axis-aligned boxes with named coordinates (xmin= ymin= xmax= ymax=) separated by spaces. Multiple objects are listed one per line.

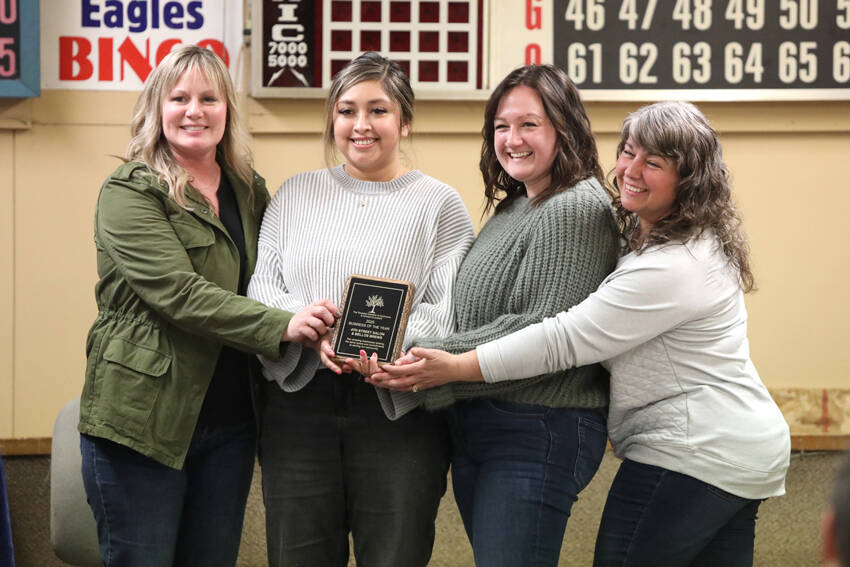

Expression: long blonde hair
xmin=125 ymin=45 xmax=253 ymax=208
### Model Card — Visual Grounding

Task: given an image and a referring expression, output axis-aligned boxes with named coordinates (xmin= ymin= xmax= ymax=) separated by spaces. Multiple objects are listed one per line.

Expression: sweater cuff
xmin=412 ymin=336 xmax=445 ymax=351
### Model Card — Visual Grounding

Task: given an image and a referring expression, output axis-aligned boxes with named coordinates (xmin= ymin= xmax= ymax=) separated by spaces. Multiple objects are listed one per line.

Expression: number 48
xmin=673 ymin=0 xmax=712 ymax=30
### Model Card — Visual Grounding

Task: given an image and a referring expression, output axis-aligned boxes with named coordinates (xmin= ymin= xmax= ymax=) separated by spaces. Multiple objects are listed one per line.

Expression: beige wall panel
xmin=252 ymin=133 xmax=327 ymax=192
xmin=14 ymin=124 xmax=131 ymax=437
xmin=401 ymin=133 xmax=487 ymax=224
xmin=0 ymin=132 xmax=12 ymax=437
xmin=586 ymin=102 xmax=850 ymax=135
xmin=724 ymin=133 xmax=850 ymax=389
xmin=31 ymin=90 xmax=136 ymax=126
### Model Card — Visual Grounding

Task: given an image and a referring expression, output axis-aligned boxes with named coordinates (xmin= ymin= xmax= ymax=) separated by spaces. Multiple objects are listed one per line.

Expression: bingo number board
xmin=252 ymin=0 xmax=485 ymax=97
xmin=551 ymin=0 xmax=850 ymax=100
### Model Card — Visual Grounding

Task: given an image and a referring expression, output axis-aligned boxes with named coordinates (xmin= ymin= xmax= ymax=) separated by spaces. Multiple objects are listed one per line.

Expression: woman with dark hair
xmin=79 ymin=45 xmax=337 ymax=567
xmin=372 ymin=101 xmax=791 ymax=567
xmin=247 ymin=52 xmax=474 ymax=567
xmin=368 ymin=64 xmax=620 ymax=566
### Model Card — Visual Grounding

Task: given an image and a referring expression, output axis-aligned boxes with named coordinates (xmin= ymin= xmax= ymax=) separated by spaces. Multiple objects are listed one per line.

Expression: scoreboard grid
xmin=322 ymin=0 xmax=482 ymax=90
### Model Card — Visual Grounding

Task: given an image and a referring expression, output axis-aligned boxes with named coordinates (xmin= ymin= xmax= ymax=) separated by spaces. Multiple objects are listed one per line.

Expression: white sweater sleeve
xmin=478 ymin=246 xmax=709 ymax=382
xmin=246 ymin=184 xmax=311 ymax=370
xmin=247 ymin=185 xmax=307 ymax=314
xmin=401 ymin=193 xmax=474 ymax=349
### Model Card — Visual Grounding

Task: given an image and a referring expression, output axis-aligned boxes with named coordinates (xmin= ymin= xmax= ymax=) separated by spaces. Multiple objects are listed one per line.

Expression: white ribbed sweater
xmin=247 ymin=165 xmax=475 ymax=419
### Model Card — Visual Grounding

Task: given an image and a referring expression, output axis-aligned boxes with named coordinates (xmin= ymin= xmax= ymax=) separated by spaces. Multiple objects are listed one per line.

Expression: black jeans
xmin=259 ymin=371 xmax=450 ymax=567
xmin=594 ymin=459 xmax=763 ymax=567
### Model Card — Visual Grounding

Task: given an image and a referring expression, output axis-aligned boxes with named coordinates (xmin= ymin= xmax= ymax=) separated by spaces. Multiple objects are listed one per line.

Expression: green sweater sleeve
xmin=420 ymin=182 xmax=619 ymax=409
xmin=95 ymin=168 xmax=292 ymax=359
xmin=421 ymin=184 xmax=618 ymax=353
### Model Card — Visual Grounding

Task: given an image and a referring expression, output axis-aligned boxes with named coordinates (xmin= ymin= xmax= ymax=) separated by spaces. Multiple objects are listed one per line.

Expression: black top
xmin=197 ymin=172 xmax=254 ymax=427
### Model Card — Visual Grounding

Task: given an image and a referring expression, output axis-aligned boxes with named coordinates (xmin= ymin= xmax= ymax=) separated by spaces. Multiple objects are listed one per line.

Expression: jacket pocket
xmin=103 ymin=337 xmax=171 ymax=376
xmin=98 ymin=333 xmax=173 ymax=434
xmin=170 ymin=217 xmax=215 ymax=249
xmin=170 ymin=216 xmax=215 ymax=270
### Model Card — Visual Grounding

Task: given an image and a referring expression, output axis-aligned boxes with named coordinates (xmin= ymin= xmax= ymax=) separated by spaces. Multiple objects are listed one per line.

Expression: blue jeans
xmin=594 ymin=459 xmax=763 ymax=567
xmin=260 ymin=371 xmax=450 ymax=567
xmin=80 ymin=421 xmax=256 ymax=567
xmin=449 ymin=399 xmax=608 ymax=567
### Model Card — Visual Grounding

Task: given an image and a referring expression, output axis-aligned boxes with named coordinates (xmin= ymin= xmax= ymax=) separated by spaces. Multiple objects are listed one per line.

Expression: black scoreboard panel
xmin=253 ymin=0 xmax=486 ymax=97
xmin=553 ymin=0 xmax=850 ymax=93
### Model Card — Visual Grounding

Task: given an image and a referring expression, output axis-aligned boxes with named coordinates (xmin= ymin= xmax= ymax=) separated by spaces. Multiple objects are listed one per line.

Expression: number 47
xmin=619 ymin=0 xmax=658 ymax=30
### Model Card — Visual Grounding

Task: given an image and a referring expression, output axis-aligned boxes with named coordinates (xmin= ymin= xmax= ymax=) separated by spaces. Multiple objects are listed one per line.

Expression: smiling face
xmin=493 ymin=85 xmax=558 ymax=198
xmin=332 ymin=79 xmax=409 ymax=182
xmin=161 ymin=67 xmax=226 ymax=163
xmin=616 ymin=137 xmax=680 ymax=232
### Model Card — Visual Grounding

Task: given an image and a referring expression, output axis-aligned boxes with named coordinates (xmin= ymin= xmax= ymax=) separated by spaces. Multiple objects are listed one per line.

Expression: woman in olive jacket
xmin=78 ymin=46 xmax=337 ymax=567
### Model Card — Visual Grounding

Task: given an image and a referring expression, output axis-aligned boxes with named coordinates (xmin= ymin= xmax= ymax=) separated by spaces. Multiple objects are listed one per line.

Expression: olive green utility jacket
xmin=79 ymin=161 xmax=292 ymax=469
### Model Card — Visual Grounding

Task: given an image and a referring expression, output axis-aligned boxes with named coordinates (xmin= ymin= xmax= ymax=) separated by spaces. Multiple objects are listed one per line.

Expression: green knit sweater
xmin=418 ymin=179 xmax=619 ymax=411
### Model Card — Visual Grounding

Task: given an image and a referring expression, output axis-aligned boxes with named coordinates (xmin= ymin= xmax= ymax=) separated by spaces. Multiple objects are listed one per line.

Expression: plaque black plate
xmin=331 ymin=275 xmax=415 ymax=364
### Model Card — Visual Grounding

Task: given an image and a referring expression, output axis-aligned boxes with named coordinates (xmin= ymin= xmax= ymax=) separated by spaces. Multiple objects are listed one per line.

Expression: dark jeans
xmin=449 ymin=399 xmax=608 ymax=567
xmin=260 ymin=371 xmax=450 ymax=567
xmin=594 ymin=459 xmax=763 ymax=567
xmin=80 ymin=421 xmax=256 ymax=567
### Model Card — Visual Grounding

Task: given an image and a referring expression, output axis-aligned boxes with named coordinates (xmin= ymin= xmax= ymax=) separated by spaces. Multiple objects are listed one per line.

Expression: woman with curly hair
xmin=372 ymin=101 xmax=791 ymax=566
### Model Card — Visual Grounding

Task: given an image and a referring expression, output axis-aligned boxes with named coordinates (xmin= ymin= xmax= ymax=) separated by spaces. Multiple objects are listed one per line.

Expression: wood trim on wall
xmin=0 ymin=437 xmax=52 ymax=456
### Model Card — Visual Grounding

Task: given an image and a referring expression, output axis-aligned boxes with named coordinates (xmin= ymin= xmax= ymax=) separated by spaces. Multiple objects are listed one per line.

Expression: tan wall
xmin=1 ymin=90 xmax=848 ymax=438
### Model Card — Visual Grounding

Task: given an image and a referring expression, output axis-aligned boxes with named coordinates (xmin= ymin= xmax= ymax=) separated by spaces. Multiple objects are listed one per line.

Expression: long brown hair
xmin=480 ymin=64 xmax=603 ymax=216
xmin=612 ymin=101 xmax=755 ymax=292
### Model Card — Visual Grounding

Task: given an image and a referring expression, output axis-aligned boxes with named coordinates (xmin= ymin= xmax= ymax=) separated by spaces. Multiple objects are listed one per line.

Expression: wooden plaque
xmin=331 ymin=275 xmax=415 ymax=364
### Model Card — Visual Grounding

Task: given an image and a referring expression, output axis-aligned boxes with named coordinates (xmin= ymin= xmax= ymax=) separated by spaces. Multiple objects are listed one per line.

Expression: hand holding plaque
xmin=331 ymin=275 xmax=415 ymax=365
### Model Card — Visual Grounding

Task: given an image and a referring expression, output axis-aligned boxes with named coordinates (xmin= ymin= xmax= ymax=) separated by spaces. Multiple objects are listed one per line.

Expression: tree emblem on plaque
xmin=365 ymin=295 xmax=384 ymax=314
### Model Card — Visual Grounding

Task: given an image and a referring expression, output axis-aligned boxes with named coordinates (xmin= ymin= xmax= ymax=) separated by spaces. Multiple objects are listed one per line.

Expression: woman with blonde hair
xmin=247 ymin=51 xmax=474 ymax=566
xmin=79 ymin=45 xmax=336 ymax=567
xmin=373 ymin=101 xmax=791 ymax=566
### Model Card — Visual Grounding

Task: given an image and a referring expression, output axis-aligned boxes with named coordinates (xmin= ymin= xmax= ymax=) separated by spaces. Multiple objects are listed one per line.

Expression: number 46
xmin=564 ymin=0 xmax=605 ymax=30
